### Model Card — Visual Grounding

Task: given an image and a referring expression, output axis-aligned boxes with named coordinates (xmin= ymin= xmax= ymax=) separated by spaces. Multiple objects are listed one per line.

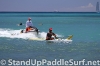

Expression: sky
xmin=0 ymin=0 xmax=100 ymax=12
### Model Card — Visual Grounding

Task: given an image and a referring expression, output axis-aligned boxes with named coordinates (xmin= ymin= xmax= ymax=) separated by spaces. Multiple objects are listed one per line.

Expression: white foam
xmin=0 ymin=28 xmax=63 ymax=40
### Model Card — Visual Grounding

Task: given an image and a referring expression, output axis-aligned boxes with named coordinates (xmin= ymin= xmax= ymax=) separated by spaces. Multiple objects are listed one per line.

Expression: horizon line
xmin=0 ymin=11 xmax=97 ymax=13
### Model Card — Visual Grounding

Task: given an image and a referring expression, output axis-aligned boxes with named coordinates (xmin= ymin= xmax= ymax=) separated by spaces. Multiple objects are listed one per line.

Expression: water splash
xmin=0 ymin=28 xmax=63 ymax=40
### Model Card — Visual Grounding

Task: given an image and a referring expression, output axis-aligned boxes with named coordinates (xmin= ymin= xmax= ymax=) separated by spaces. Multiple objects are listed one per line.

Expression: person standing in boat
xmin=46 ymin=28 xmax=58 ymax=40
xmin=25 ymin=17 xmax=38 ymax=34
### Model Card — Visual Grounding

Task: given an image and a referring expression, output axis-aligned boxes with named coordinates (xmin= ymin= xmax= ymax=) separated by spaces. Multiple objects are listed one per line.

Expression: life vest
xmin=26 ymin=27 xmax=32 ymax=32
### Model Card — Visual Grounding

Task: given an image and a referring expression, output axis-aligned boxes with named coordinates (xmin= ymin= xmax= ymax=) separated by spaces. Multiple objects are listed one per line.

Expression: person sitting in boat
xmin=46 ymin=28 xmax=58 ymax=40
xmin=25 ymin=17 xmax=38 ymax=34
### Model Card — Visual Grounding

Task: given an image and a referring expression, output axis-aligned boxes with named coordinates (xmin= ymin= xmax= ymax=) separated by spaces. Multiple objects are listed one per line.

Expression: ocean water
xmin=0 ymin=12 xmax=100 ymax=66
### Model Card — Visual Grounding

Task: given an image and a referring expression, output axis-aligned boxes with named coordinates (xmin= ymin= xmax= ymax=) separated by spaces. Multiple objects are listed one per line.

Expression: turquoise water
xmin=0 ymin=12 xmax=100 ymax=66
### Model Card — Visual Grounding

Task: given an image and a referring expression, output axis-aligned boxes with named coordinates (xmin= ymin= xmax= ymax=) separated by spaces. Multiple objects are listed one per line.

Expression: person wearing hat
xmin=46 ymin=28 xmax=58 ymax=40
xmin=25 ymin=17 xmax=33 ymax=32
xmin=25 ymin=17 xmax=38 ymax=34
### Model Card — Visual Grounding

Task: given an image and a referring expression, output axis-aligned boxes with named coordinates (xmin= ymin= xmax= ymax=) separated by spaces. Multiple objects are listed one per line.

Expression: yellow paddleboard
xmin=66 ymin=35 xmax=73 ymax=40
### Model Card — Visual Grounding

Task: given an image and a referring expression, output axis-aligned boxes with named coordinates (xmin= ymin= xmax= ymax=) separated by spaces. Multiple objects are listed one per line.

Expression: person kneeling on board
xmin=25 ymin=17 xmax=38 ymax=34
xmin=46 ymin=28 xmax=58 ymax=40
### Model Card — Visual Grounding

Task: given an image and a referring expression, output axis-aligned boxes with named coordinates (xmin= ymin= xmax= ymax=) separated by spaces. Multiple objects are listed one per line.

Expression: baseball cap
xmin=28 ymin=17 xmax=31 ymax=20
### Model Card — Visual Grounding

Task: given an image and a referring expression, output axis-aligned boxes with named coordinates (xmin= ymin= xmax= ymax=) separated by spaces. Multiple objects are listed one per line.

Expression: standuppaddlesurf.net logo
xmin=0 ymin=59 xmax=100 ymax=66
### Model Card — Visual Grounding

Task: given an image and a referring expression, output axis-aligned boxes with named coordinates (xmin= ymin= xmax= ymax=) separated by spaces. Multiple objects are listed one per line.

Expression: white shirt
xmin=26 ymin=20 xmax=33 ymax=28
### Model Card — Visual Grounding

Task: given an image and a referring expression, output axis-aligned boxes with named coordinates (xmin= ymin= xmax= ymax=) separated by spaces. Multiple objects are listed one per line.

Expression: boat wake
xmin=0 ymin=28 xmax=63 ymax=40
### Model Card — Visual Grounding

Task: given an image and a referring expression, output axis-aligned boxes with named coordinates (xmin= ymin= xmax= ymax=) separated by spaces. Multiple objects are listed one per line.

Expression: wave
xmin=0 ymin=28 xmax=63 ymax=40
